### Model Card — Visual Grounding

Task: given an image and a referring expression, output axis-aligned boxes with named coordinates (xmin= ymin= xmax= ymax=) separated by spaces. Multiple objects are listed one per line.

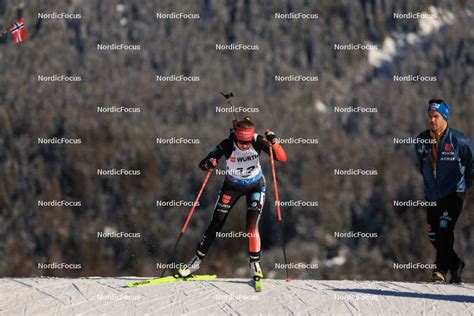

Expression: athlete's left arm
xmin=256 ymin=132 xmax=288 ymax=163
xmin=460 ymin=134 xmax=474 ymax=188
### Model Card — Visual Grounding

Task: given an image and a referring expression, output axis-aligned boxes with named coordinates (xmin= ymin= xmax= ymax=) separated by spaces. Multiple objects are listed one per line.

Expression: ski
xmin=127 ymin=274 xmax=217 ymax=288
xmin=253 ymin=276 xmax=262 ymax=292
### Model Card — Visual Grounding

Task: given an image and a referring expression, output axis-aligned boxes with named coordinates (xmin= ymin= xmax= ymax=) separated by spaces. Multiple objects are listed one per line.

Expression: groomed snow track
xmin=1 ymin=277 xmax=473 ymax=315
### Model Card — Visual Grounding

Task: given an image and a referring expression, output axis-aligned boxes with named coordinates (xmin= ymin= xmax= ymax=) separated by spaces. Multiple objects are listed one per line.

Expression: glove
xmin=199 ymin=158 xmax=217 ymax=171
xmin=265 ymin=130 xmax=277 ymax=144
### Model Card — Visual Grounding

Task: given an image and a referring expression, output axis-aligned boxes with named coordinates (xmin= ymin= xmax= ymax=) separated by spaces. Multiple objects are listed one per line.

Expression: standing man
xmin=415 ymin=99 xmax=473 ymax=283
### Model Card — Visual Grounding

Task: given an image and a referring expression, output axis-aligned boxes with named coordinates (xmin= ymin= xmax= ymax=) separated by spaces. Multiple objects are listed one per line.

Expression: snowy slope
xmin=1 ymin=278 xmax=473 ymax=315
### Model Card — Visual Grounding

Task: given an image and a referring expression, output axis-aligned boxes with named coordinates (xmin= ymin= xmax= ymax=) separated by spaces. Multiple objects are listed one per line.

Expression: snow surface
xmin=314 ymin=100 xmax=328 ymax=113
xmin=1 ymin=277 xmax=473 ymax=315
xmin=367 ymin=6 xmax=455 ymax=68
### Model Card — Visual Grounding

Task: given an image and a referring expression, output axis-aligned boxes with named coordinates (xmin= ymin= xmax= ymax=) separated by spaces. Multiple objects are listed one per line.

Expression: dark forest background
xmin=0 ymin=0 xmax=473 ymax=281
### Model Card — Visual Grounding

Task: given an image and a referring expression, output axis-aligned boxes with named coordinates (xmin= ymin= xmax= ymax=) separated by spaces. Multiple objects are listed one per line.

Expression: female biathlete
xmin=177 ymin=116 xmax=287 ymax=280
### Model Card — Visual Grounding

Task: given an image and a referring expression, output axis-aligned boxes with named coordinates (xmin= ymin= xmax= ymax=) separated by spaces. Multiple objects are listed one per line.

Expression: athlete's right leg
xmin=179 ymin=185 xmax=242 ymax=277
xmin=196 ymin=187 xmax=242 ymax=256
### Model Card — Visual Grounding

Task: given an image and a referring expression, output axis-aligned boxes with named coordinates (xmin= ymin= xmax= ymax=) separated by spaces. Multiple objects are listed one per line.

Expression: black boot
xmin=450 ymin=261 xmax=465 ymax=284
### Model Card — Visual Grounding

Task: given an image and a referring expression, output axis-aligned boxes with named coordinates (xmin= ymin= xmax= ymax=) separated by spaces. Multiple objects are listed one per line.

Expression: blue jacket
xmin=415 ymin=127 xmax=473 ymax=201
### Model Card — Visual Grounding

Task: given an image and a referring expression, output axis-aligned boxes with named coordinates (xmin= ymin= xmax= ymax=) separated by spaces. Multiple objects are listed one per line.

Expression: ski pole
xmin=160 ymin=160 xmax=216 ymax=278
xmin=266 ymin=128 xmax=291 ymax=282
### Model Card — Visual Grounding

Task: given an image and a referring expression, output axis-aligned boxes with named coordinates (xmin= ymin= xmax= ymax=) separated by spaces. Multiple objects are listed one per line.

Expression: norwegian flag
xmin=8 ymin=18 xmax=27 ymax=44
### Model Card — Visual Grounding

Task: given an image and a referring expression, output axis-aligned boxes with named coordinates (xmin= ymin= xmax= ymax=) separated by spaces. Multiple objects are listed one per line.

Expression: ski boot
xmin=250 ymin=261 xmax=263 ymax=279
xmin=450 ymin=261 xmax=465 ymax=284
xmin=250 ymin=261 xmax=263 ymax=292
xmin=177 ymin=255 xmax=201 ymax=278
xmin=431 ymin=270 xmax=446 ymax=283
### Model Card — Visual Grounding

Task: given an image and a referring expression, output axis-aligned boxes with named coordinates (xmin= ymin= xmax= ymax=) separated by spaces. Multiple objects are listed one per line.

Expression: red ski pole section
xmin=266 ymin=128 xmax=282 ymax=222
xmin=181 ymin=160 xmax=215 ymax=233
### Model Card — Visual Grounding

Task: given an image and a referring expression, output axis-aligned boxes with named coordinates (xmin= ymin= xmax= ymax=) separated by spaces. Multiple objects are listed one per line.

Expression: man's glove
xmin=265 ymin=130 xmax=277 ymax=144
xmin=199 ymin=158 xmax=217 ymax=171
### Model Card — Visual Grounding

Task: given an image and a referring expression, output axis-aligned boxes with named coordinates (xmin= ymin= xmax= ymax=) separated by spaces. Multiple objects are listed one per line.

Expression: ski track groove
xmin=462 ymin=303 xmax=474 ymax=315
xmin=289 ymin=295 xmax=330 ymax=314
xmin=268 ymin=280 xmax=335 ymax=314
xmin=341 ymin=297 xmax=359 ymax=316
xmin=9 ymin=279 xmax=67 ymax=306
xmin=265 ymin=281 xmax=315 ymax=315
xmin=64 ymin=280 xmax=127 ymax=314
xmin=181 ymin=286 xmax=239 ymax=314
xmin=223 ymin=302 xmax=241 ymax=316
xmin=375 ymin=283 xmax=405 ymax=315
xmin=71 ymin=280 xmax=145 ymax=316
xmin=462 ymin=302 xmax=474 ymax=315
xmin=380 ymin=291 xmax=403 ymax=315
xmin=8 ymin=278 xmax=88 ymax=313
xmin=71 ymin=281 xmax=89 ymax=301
xmin=179 ymin=282 xmax=221 ymax=313
xmin=135 ymin=281 xmax=216 ymax=313
xmin=286 ymin=283 xmax=312 ymax=308
xmin=134 ymin=286 xmax=179 ymax=309
xmin=74 ymin=296 xmax=122 ymax=315
xmin=3 ymin=278 xmax=474 ymax=315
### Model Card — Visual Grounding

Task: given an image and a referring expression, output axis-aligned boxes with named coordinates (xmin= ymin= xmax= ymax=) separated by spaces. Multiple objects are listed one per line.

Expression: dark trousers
xmin=426 ymin=192 xmax=464 ymax=272
xmin=196 ymin=178 xmax=265 ymax=262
